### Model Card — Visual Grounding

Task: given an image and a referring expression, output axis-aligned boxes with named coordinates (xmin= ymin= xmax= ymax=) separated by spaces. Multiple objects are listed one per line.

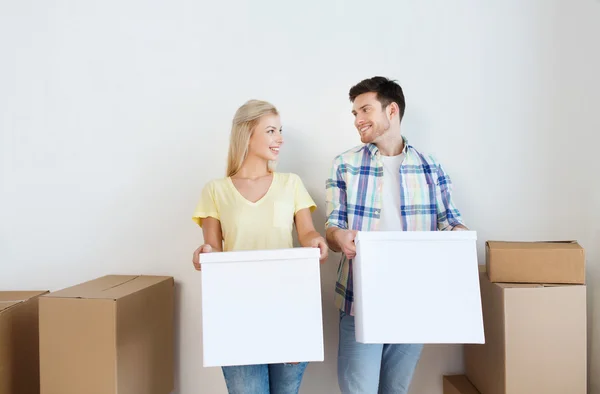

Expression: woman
xmin=191 ymin=99 xmax=327 ymax=394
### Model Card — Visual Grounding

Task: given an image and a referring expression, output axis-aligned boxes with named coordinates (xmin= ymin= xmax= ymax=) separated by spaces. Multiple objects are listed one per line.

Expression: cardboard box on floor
xmin=464 ymin=271 xmax=587 ymax=394
xmin=0 ymin=290 xmax=48 ymax=394
xmin=39 ymin=275 xmax=174 ymax=394
xmin=443 ymin=375 xmax=480 ymax=394
xmin=486 ymin=240 xmax=585 ymax=284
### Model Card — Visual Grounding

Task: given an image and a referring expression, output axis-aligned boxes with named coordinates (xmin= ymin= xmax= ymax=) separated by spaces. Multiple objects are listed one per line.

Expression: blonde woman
xmin=191 ymin=99 xmax=327 ymax=394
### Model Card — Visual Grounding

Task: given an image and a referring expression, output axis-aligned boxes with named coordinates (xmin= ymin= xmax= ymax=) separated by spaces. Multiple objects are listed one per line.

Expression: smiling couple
xmin=191 ymin=76 xmax=468 ymax=394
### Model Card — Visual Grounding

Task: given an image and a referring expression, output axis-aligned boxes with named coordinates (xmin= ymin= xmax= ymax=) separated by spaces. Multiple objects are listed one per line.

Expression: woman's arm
xmin=294 ymin=208 xmax=328 ymax=263
xmin=192 ymin=217 xmax=223 ymax=270
xmin=201 ymin=217 xmax=223 ymax=251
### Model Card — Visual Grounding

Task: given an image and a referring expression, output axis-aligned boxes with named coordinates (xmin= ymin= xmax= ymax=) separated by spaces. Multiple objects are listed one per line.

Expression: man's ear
xmin=387 ymin=102 xmax=399 ymax=120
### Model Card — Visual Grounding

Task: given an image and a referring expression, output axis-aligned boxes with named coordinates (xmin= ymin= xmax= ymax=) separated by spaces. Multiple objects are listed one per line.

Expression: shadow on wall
xmin=281 ymin=127 xmax=344 ymax=393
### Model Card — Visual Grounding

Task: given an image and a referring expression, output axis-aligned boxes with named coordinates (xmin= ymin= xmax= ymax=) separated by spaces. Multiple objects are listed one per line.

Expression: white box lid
xmin=200 ymin=247 xmax=320 ymax=265
xmin=355 ymin=230 xmax=477 ymax=243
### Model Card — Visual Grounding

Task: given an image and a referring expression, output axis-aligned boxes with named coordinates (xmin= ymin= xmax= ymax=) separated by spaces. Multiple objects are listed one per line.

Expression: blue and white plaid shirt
xmin=325 ymin=137 xmax=465 ymax=315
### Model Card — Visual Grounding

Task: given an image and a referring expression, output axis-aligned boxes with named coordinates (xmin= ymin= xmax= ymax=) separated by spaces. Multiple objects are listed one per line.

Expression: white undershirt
xmin=378 ymin=153 xmax=405 ymax=231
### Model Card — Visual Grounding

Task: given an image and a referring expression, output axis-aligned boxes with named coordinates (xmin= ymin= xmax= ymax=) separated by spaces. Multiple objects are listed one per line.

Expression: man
xmin=325 ymin=76 xmax=468 ymax=394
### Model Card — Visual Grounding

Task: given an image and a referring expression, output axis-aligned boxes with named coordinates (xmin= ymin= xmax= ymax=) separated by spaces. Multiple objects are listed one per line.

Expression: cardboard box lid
xmin=44 ymin=275 xmax=172 ymax=300
xmin=0 ymin=290 xmax=48 ymax=313
xmin=201 ymin=247 xmax=319 ymax=265
xmin=486 ymin=240 xmax=583 ymax=251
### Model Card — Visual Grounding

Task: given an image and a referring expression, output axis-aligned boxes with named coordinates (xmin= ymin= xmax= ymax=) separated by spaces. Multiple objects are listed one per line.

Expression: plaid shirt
xmin=325 ymin=137 xmax=465 ymax=315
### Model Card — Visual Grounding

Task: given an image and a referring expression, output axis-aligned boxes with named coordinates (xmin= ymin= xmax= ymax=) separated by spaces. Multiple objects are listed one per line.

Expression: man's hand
xmin=192 ymin=244 xmax=213 ymax=271
xmin=333 ymin=229 xmax=358 ymax=259
xmin=309 ymin=236 xmax=329 ymax=263
xmin=451 ymin=224 xmax=469 ymax=231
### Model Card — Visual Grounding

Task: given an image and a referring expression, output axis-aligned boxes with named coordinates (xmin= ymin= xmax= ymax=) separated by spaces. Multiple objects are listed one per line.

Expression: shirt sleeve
xmin=325 ymin=157 xmax=348 ymax=230
xmin=434 ymin=160 xmax=464 ymax=231
xmin=192 ymin=181 xmax=220 ymax=227
xmin=293 ymin=174 xmax=317 ymax=214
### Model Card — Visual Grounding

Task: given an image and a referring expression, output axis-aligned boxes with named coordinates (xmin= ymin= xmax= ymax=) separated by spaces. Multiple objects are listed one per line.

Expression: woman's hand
xmin=309 ymin=235 xmax=328 ymax=263
xmin=192 ymin=244 xmax=213 ymax=271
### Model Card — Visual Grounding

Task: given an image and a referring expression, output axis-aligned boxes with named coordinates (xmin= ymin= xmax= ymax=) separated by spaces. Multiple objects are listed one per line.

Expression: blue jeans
xmin=222 ymin=363 xmax=308 ymax=394
xmin=338 ymin=312 xmax=423 ymax=394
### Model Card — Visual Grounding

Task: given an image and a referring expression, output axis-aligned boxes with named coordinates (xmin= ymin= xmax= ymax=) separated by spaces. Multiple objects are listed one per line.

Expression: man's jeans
xmin=338 ymin=311 xmax=423 ymax=394
xmin=222 ymin=362 xmax=308 ymax=394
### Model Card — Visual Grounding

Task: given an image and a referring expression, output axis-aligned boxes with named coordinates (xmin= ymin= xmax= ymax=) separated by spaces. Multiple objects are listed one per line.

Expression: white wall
xmin=1 ymin=1 xmax=599 ymax=393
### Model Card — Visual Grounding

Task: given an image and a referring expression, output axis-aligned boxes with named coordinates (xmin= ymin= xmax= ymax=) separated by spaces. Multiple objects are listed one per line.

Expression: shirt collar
xmin=358 ymin=135 xmax=409 ymax=157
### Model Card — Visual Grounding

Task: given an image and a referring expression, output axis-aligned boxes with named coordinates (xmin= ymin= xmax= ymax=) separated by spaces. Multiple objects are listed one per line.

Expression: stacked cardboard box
xmin=0 ymin=291 xmax=48 ymax=394
xmin=464 ymin=241 xmax=587 ymax=394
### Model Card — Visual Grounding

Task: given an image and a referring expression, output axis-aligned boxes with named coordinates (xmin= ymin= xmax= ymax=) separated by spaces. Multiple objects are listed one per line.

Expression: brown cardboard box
xmin=39 ymin=275 xmax=174 ymax=394
xmin=443 ymin=375 xmax=480 ymax=394
xmin=464 ymin=272 xmax=586 ymax=394
xmin=486 ymin=240 xmax=585 ymax=284
xmin=0 ymin=290 xmax=48 ymax=394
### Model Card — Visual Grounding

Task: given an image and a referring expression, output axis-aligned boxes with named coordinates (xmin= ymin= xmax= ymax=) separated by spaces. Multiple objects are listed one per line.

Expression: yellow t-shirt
xmin=192 ymin=172 xmax=316 ymax=252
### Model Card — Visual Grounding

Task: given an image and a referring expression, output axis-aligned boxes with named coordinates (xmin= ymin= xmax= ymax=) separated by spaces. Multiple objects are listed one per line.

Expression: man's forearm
xmin=326 ymin=227 xmax=342 ymax=252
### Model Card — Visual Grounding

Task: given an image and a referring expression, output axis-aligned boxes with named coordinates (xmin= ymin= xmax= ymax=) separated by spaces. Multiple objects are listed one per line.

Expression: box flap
xmin=44 ymin=275 xmax=172 ymax=300
xmin=496 ymin=282 xmax=582 ymax=289
xmin=0 ymin=290 xmax=49 ymax=313
xmin=497 ymin=282 xmax=544 ymax=289
xmin=201 ymin=247 xmax=319 ymax=265
xmin=486 ymin=240 xmax=582 ymax=250
xmin=356 ymin=230 xmax=477 ymax=244
xmin=443 ymin=375 xmax=481 ymax=394
xmin=0 ymin=300 xmax=22 ymax=313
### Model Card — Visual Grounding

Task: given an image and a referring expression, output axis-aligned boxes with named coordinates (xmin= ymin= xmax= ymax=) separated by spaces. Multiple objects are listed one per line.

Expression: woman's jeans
xmin=222 ymin=362 xmax=308 ymax=394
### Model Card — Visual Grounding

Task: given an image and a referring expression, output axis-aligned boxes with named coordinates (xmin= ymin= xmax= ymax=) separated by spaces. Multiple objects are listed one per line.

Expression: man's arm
xmin=325 ymin=158 xmax=349 ymax=253
xmin=434 ymin=161 xmax=467 ymax=231
xmin=326 ymin=227 xmax=343 ymax=252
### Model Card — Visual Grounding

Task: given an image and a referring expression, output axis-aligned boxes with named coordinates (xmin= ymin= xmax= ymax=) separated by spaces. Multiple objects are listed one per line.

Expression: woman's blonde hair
xmin=226 ymin=99 xmax=279 ymax=177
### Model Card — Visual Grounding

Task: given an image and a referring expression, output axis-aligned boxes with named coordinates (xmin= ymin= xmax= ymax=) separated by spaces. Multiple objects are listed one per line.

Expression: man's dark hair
xmin=349 ymin=76 xmax=406 ymax=121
